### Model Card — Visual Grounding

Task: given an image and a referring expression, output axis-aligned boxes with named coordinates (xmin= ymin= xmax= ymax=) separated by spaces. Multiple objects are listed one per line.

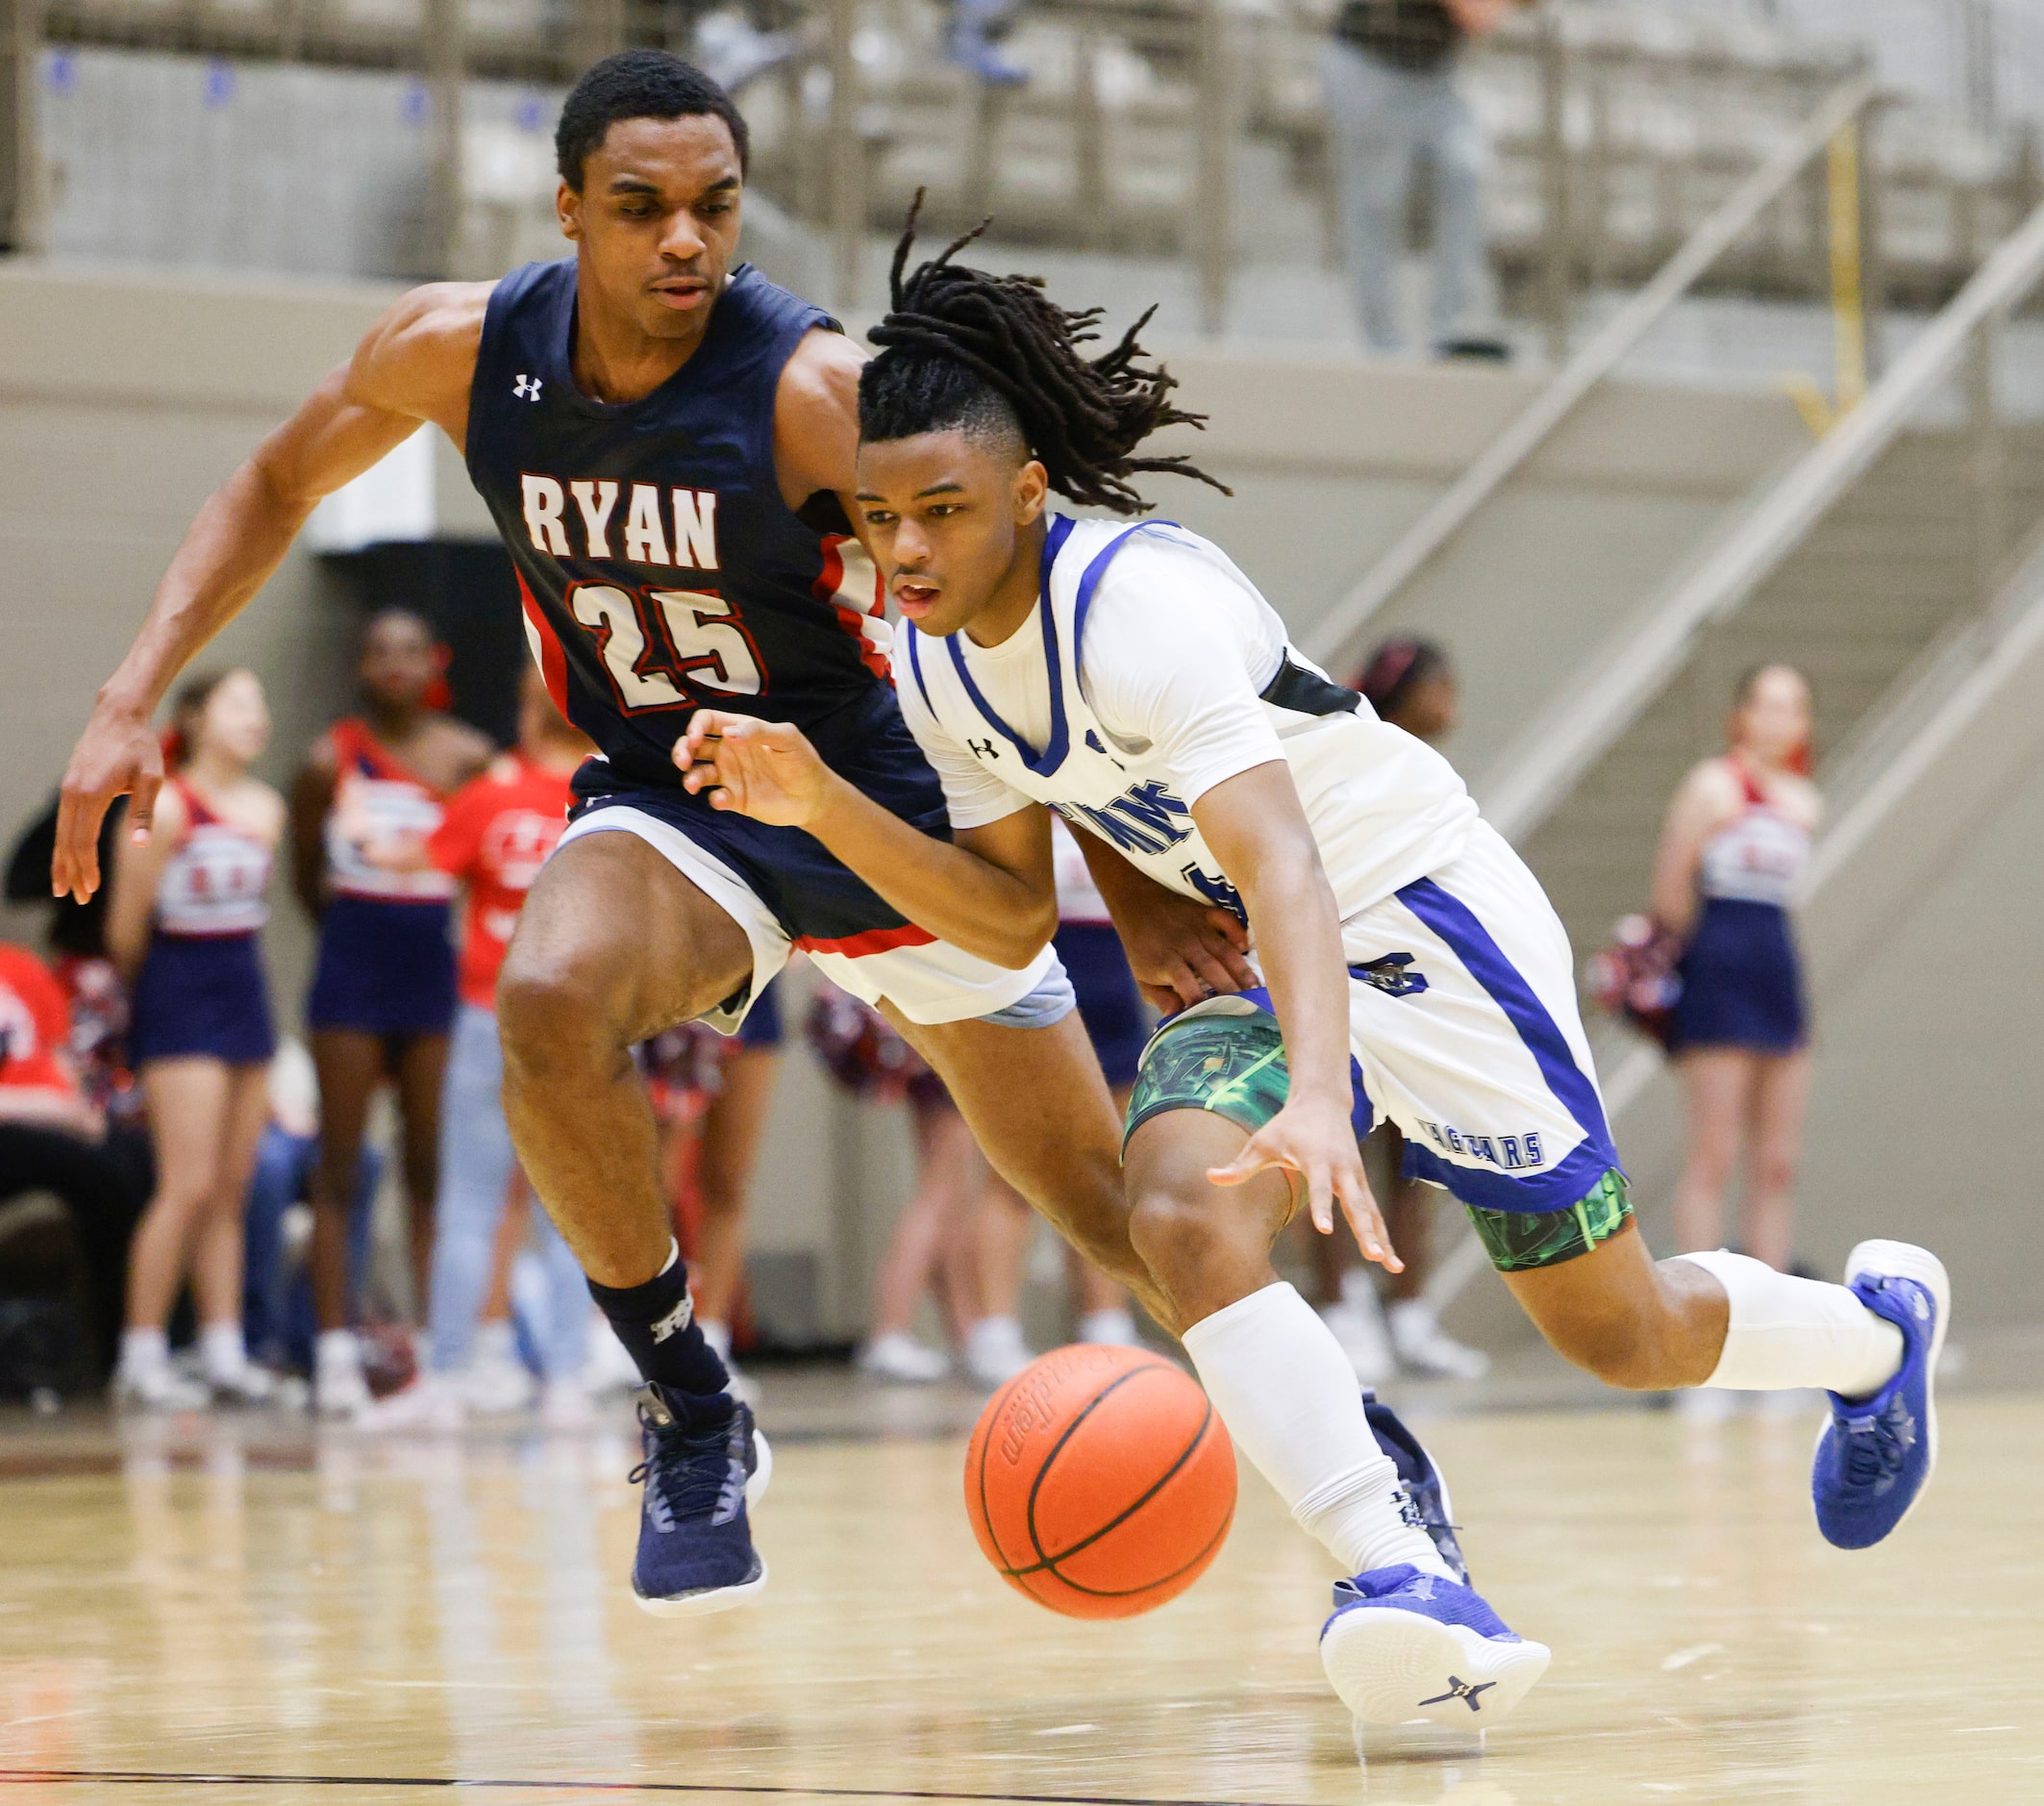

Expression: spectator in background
xmin=0 ymin=940 xmax=149 ymax=1383
xmin=105 ymin=669 xmax=284 ymax=1408
xmin=8 ymin=793 xmax=140 ymax=1131
xmin=947 ymin=0 xmax=1027 ymax=87
xmin=358 ymin=671 xmax=593 ymax=1430
xmin=292 ymin=609 xmax=490 ymax=1415
xmin=1652 ymin=665 xmax=1819 ymax=1279
xmin=1321 ymin=0 xmax=1520 ymax=360
xmin=1310 ymin=639 xmax=1488 ymax=1381
xmin=806 ymin=991 xmax=980 ymax=1383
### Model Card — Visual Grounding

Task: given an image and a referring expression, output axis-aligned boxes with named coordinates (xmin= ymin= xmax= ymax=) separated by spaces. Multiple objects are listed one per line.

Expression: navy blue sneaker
xmin=1320 ymin=1565 xmax=1550 ymax=1727
xmin=1361 ymin=1390 xmax=1467 ymax=1585
xmin=1812 ymin=1240 xmax=1949 ymax=1551
xmin=628 ymin=1384 xmax=771 ymax=1616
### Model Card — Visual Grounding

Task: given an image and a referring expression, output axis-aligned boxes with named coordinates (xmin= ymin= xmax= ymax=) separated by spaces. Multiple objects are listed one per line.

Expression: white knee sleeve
xmin=1676 ymin=1249 xmax=1903 ymax=1398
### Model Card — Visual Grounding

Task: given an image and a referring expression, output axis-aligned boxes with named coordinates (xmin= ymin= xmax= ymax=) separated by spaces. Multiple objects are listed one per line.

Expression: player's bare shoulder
xmin=347 ymin=280 xmax=498 ymax=449
xmin=773 ymin=325 xmax=867 ymax=506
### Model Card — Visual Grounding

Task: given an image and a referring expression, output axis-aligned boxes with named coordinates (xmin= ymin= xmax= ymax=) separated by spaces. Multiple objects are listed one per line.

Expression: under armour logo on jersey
xmin=967 ymin=738 xmax=999 ymax=761
xmin=513 ymin=373 xmax=543 ymax=401
xmin=649 ymin=1292 xmax=695 ymax=1342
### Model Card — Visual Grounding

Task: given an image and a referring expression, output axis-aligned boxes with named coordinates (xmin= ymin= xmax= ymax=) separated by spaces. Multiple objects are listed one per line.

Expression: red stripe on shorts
xmin=796 ymin=921 xmax=939 ymax=959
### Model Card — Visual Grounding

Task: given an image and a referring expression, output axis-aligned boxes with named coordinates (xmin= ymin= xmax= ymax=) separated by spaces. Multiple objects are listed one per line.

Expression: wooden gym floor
xmin=0 ymin=1375 xmax=2037 ymax=1806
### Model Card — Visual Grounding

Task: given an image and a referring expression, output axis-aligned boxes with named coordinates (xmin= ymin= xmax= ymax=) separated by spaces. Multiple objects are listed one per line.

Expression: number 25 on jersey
xmin=568 ymin=582 xmax=764 ymax=710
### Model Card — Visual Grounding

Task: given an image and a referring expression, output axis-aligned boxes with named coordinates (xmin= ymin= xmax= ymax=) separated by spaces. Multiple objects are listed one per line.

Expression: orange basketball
xmin=964 ymin=1342 xmax=1236 ymax=1619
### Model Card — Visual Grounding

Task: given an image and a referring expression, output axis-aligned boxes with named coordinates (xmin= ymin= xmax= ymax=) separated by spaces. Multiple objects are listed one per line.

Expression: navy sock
xmin=587 ymin=1242 xmax=733 ymax=1421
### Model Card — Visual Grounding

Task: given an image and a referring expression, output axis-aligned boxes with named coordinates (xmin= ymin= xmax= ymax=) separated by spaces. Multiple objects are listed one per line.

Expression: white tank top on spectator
xmin=322 ymin=717 xmax=458 ymax=903
xmin=1697 ymin=768 xmax=1809 ymax=909
xmin=155 ymin=781 xmax=272 ymax=937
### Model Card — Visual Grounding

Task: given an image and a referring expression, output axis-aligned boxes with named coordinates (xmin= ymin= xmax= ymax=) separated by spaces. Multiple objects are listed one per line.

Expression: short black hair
xmin=859 ymin=198 xmax=1228 ymax=516
xmin=555 ymin=50 xmax=750 ymax=191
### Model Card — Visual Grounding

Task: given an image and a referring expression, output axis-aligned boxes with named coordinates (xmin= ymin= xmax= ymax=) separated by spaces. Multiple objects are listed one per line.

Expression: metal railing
xmin=1304 ymin=73 xmax=1879 ymax=678
xmin=1480 ymin=192 xmax=2044 ymax=844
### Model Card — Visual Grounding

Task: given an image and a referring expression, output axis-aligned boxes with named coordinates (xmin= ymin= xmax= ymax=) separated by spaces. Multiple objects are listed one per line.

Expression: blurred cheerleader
xmin=1651 ymin=664 xmax=1820 ymax=1272
xmin=107 ymin=669 xmax=284 ymax=1408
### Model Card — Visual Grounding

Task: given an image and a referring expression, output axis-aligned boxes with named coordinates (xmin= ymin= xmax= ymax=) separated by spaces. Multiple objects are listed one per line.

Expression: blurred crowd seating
xmin=30 ymin=0 xmax=2044 ymax=309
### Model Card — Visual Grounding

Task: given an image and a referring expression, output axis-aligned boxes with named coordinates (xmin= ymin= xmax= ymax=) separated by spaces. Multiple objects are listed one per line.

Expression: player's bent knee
xmin=1125 ymin=1186 xmax=1222 ymax=1291
xmin=496 ymin=942 xmax=632 ymax=1078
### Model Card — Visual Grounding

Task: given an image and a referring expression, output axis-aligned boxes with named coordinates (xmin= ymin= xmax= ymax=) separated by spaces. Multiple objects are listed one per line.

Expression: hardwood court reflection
xmin=0 ymin=1392 xmax=2036 ymax=1804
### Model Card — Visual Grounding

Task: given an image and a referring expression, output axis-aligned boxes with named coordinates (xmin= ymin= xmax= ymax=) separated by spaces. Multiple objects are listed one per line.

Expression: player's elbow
xmin=984 ymin=913 xmax=1056 ymax=971
xmin=1007 ymin=893 xmax=1061 ymax=966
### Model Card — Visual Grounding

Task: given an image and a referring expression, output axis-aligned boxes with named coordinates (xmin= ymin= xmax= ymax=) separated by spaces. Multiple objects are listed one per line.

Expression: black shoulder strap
xmin=1259 ymin=655 xmax=1361 ymax=718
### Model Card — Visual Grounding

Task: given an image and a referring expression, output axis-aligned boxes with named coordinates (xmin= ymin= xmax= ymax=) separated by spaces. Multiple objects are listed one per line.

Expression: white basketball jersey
xmin=899 ymin=515 xmax=1477 ymax=926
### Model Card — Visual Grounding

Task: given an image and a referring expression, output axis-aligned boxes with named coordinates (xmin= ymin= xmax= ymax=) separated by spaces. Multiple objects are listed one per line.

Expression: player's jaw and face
xmin=855 ymin=431 xmax=1050 ymax=644
xmin=557 ymin=113 xmax=744 ymax=345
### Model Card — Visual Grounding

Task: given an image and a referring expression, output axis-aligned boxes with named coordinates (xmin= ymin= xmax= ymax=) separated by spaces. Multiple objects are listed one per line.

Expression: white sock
xmin=1077 ymin=1306 xmax=1139 ymax=1346
xmin=199 ymin=1321 xmax=247 ymax=1382
xmin=967 ymin=1315 xmax=1028 ymax=1358
xmin=120 ymin=1326 xmax=169 ymax=1376
xmin=699 ymin=1318 xmax=733 ymax=1363
xmin=475 ymin=1319 xmax=517 ymax=1365
xmin=1182 ymin=1282 xmax=1451 ymax=1580
xmin=315 ymin=1328 xmax=361 ymax=1375
xmin=1677 ymin=1249 xmax=1904 ymax=1399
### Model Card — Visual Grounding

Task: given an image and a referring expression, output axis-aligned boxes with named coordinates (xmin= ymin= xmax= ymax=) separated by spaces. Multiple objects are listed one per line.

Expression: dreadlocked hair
xmin=860 ymin=196 xmax=1231 ymax=516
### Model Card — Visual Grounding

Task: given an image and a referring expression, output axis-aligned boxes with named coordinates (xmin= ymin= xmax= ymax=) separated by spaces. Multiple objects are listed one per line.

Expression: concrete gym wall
xmin=0 ymin=256 xmax=1803 ymax=1342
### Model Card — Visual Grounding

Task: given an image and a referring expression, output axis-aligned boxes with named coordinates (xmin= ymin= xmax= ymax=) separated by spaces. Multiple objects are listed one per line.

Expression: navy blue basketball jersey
xmin=465 ymin=259 xmax=891 ymax=787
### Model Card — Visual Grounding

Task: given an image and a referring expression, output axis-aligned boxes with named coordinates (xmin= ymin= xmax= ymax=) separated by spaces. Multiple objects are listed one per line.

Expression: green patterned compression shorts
xmin=1123 ymin=1000 xmax=1633 ymax=1272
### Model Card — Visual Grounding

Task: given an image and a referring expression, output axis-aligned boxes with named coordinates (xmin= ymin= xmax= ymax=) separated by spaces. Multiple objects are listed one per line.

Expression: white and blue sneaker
xmin=1361 ymin=1390 xmax=1467 ymax=1585
xmin=1321 ymin=1565 xmax=1551 ymax=1727
xmin=628 ymin=1384 xmax=772 ymax=1617
xmin=1812 ymin=1240 xmax=1949 ymax=1551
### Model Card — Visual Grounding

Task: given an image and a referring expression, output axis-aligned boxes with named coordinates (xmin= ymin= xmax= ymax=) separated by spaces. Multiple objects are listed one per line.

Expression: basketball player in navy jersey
xmin=51 ymin=52 xmax=1245 ymax=1616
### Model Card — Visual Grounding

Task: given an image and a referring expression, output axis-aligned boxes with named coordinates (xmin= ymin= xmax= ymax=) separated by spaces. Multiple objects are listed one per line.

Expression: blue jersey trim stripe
xmin=904 ymin=623 xmax=935 ymax=716
xmin=1404 ymin=1136 xmax=1616 ymax=1216
xmin=1393 ymin=874 xmax=1620 ymax=1170
xmin=1068 ymin=520 xmax=1168 ymax=692
xmin=943 ymin=514 xmax=1174 ymax=780
xmin=944 ymin=514 xmax=1078 ymax=772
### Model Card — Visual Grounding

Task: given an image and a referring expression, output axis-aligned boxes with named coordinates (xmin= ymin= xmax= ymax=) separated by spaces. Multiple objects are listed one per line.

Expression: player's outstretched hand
xmin=1208 ymin=1096 xmax=1402 ymax=1271
xmin=676 ymin=711 xmax=833 ymax=829
xmin=52 ymin=702 xmax=164 ymax=902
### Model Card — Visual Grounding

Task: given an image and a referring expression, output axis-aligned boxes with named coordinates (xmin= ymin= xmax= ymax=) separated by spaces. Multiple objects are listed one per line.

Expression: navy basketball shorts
xmin=558 ymin=692 xmax=1062 ymax=1037
xmin=1052 ymin=921 xmax=1147 ymax=1090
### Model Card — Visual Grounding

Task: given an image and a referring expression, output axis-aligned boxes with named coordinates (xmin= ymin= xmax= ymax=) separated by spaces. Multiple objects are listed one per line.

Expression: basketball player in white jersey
xmin=676 ymin=221 xmax=1952 ymax=1729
